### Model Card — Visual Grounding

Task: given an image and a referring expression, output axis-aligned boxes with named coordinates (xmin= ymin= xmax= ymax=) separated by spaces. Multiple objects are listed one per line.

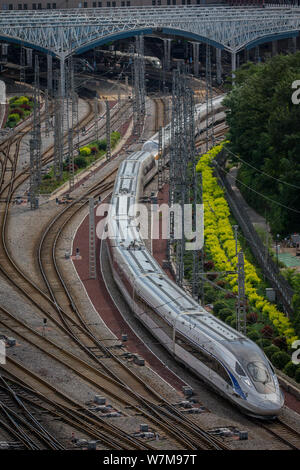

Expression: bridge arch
xmin=0 ymin=35 xmax=56 ymax=57
xmin=73 ymin=27 xmax=225 ymax=57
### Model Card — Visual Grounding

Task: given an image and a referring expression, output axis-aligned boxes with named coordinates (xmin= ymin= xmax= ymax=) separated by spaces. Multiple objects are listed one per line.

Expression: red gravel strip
xmin=72 ymin=206 xmax=186 ymax=392
xmin=152 ymin=183 xmax=175 ymax=281
xmin=283 ymin=391 xmax=300 ymax=416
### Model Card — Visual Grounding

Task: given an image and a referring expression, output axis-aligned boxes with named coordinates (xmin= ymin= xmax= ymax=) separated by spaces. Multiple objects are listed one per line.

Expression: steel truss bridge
xmin=0 ymin=5 xmax=300 ymax=93
xmin=0 ymin=5 xmax=300 ymax=58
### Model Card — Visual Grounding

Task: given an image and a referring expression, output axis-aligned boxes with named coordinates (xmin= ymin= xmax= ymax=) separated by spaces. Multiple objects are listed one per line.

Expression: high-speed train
xmin=105 ymin=96 xmax=284 ymax=418
xmin=98 ymin=49 xmax=162 ymax=69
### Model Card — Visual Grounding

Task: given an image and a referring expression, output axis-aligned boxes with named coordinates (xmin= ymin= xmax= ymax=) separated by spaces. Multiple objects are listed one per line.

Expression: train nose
xmin=255 ymin=393 xmax=284 ymax=417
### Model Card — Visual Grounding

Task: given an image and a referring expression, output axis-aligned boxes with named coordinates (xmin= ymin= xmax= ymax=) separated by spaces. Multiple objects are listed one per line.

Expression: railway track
xmin=153 ymin=98 xmax=166 ymax=132
xmin=0 ymin=374 xmax=65 ymax=450
xmin=34 ymin=169 xmax=229 ymax=450
xmin=0 ymin=365 xmax=153 ymax=450
xmin=0 ymin=91 xmax=231 ymax=450
xmin=257 ymin=418 xmax=300 ymax=450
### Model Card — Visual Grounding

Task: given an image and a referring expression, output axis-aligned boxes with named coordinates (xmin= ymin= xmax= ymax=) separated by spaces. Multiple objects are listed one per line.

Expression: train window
xmin=235 ymin=362 xmax=246 ymax=377
xmin=193 ymin=346 xmax=231 ymax=385
xmin=268 ymin=360 xmax=275 ymax=374
xmin=247 ymin=361 xmax=275 ymax=394
xmin=217 ymin=364 xmax=232 ymax=385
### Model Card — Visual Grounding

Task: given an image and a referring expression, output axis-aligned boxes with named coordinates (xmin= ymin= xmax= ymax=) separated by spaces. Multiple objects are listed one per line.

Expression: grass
xmin=39 ymin=132 xmax=120 ymax=194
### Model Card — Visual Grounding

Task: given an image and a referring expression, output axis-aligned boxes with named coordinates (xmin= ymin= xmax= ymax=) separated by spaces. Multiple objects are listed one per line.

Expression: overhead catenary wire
xmin=224 ymin=145 xmax=300 ymax=191
xmin=215 ymin=161 xmax=300 ymax=214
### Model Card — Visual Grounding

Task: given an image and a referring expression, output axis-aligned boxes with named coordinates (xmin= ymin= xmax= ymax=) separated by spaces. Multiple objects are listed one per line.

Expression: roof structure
xmin=0 ymin=5 xmax=299 ymax=58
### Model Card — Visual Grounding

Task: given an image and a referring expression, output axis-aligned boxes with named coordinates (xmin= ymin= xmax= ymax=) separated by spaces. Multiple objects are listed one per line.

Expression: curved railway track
xmin=0 ymin=374 xmax=65 ymax=450
xmin=0 ymin=365 xmax=153 ymax=450
xmin=256 ymin=418 xmax=300 ymax=450
xmin=0 ymin=92 xmax=231 ymax=450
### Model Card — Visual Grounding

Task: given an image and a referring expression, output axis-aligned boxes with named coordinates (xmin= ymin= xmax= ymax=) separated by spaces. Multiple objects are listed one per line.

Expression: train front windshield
xmin=247 ymin=361 xmax=275 ymax=394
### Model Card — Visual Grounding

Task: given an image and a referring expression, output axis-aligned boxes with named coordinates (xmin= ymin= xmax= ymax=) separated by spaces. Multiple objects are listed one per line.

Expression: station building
xmin=0 ymin=0 xmax=223 ymax=10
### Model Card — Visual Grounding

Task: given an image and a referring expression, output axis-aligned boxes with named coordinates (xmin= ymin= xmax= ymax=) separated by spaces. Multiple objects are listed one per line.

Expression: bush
xmin=42 ymin=174 xmax=51 ymax=180
xmin=295 ymin=369 xmax=300 ymax=383
xmin=204 ymin=260 xmax=214 ymax=270
xmin=217 ymin=280 xmax=226 ymax=288
xmin=272 ymin=337 xmax=287 ymax=351
xmin=12 ymin=107 xmax=24 ymax=118
xmin=204 ymin=287 xmax=219 ymax=303
xmin=111 ymin=131 xmax=121 ymax=147
xmin=271 ymin=351 xmax=290 ymax=370
xmin=74 ymin=156 xmax=87 ymax=168
xmin=230 ymin=318 xmax=237 ymax=329
xmin=6 ymin=121 xmax=15 ymax=128
xmin=264 ymin=345 xmax=280 ymax=359
xmin=16 ymin=95 xmax=29 ymax=105
xmin=247 ymin=312 xmax=258 ymax=324
xmin=247 ymin=330 xmax=260 ymax=342
xmin=261 ymin=325 xmax=274 ymax=339
xmin=213 ymin=301 xmax=227 ymax=315
xmin=20 ymin=103 xmax=31 ymax=111
xmin=97 ymin=139 xmax=107 ymax=151
xmin=256 ymin=338 xmax=272 ymax=349
xmin=218 ymin=308 xmax=234 ymax=322
xmin=225 ymin=315 xmax=234 ymax=325
xmin=79 ymin=146 xmax=91 ymax=156
xmin=283 ymin=361 xmax=299 ymax=379
xmin=8 ymin=113 xmax=20 ymax=122
xmin=225 ymin=292 xmax=236 ymax=299
xmin=90 ymin=146 xmax=98 ymax=154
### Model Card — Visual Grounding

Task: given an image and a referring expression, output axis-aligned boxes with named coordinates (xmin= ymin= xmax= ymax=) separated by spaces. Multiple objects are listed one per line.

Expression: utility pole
xmin=44 ymin=88 xmax=51 ymax=138
xmin=205 ymin=44 xmax=215 ymax=151
xmin=132 ymin=35 xmax=145 ymax=136
xmin=236 ymin=251 xmax=246 ymax=335
xmin=233 ymin=224 xmax=238 ymax=256
xmin=29 ymin=55 xmax=41 ymax=210
xmin=47 ymin=54 xmax=53 ymax=94
xmin=53 ymin=93 xmax=63 ymax=181
xmin=89 ymin=197 xmax=97 ymax=280
xmin=169 ymin=67 xmax=195 ymax=288
xmin=26 ymin=48 xmax=32 ymax=68
xmin=106 ymin=99 xmax=111 ymax=161
xmin=157 ymin=126 xmax=163 ymax=192
xmin=20 ymin=43 xmax=26 ymax=83
xmin=94 ymin=97 xmax=99 ymax=141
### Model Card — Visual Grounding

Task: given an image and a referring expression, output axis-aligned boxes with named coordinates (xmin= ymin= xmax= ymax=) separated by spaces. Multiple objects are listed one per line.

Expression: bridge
xmin=0 ymin=4 xmax=300 ymax=93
